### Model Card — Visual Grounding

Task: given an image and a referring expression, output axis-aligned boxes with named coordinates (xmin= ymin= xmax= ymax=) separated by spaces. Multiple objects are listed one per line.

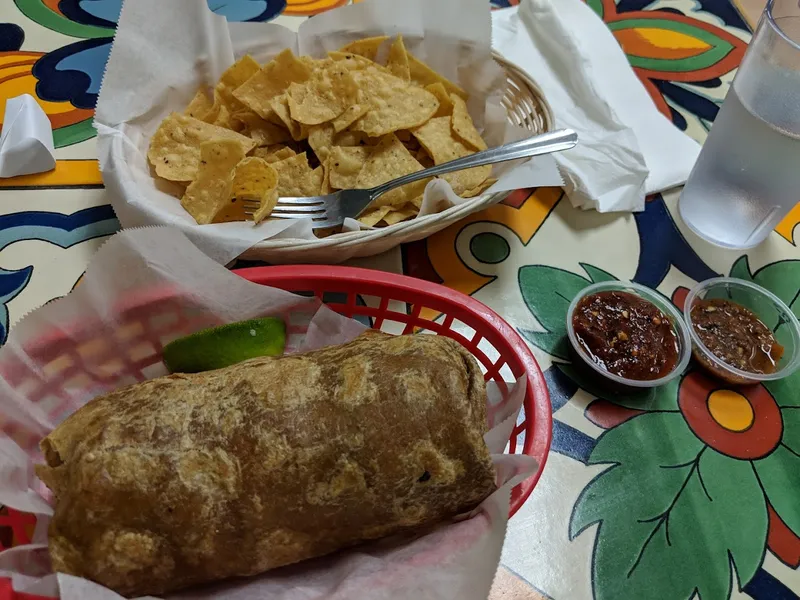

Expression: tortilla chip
xmin=213 ymin=203 xmax=244 ymax=223
xmin=408 ymin=52 xmax=467 ymax=100
xmin=308 ymin=123 xmax=335 ymax=163
xmin=339 ymin=36 xmax=389 ymax=61
xmin=264 ymin=108 xmax=285 ymax=126
xmin=253 ymin=145 xmax=297 ymax=163
xmin=358 ymin=205 xmax=392 ymax=227
xmin=233 ymin=110 xmax=291 ymax=146
xmin=320 ymin=159 xmax=333 ymax=195
xmin=251 ymin=148 xmax=273 ymax=160
xmin=442 ymin=167 xmax=491 ymax=197
xmin=252 ymin=189 xmax=279 ymax=224
xmin=185 ymin=90 xmax=214 ymax=120
xmin=215 ymin=55 xmax=261 ymax=112
xmin=328 ymin=51 xmax=386 ymax=72
xmin=233 ymin=49 xmax=312 ymax=119
xmin=231 ymin=157 xmax=279 ymax=199
xmin=334 ymin=130 xmax=370 ymax=146
xmin=272 ymin=152 xmax=324 ymax=196
xmin=197 ymin=94 xmax=229 ymax=130
xmin=212 ymin=104 xmax=236 ymax=130
xmin=332 ymin=103 xmax=369 ymax=133
xmin=180 ymin=140 xmax=245 ymax=224
xmin=300 ymin=55 xmax=333 ymax=70
xmin=356 ymin=134 xmax=424 ymax=207
xmin=316 ymin=226 xmax=344 ymax=238
xmin=269 ymin=94 xmax=307 ymax=141
xmin=450 ymin=94 xmax=487 ymax=151
xmin=411 ymin=116 xmax=469 ymax=164
xmin=214 ymin=157 xmax=280 ymax=224
xmin=271 ymin=143 xmax=298 ymax=154
xmin=400 ymin=179 xmax=429 ymax=206
xmin=329 ymin=146 xmax=370 ymax=189
xmin=382 ymin=204 xmax=418 ymax=226
xmin=147 ymin=113 xmax=256 ymax=182
xmin=461 ymin=177 xmax=497 ymax=198
xmin=386 ymin=35 xmax=410 ymax=81
xmin=151 ymin=42 xmax=484 ymax=226
xmin=411 ymin=116 xmax=489 ymax=194
xmin=288 ymin=63 xmax=360 ymax=125
xmin=352 ymin=68 xmax=439 ymax=137
xmin=425 ymin=83 xmax=454 ymax=117
xmin=201 ymin=104 xmax=222 ymax=125
xmin=230 ymin=109 xmax=255 ymax=129
xmin=272 ymin=146 xmax=298 ymax=161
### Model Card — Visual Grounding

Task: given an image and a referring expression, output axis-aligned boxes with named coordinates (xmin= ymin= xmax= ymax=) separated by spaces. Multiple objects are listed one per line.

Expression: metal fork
xmin=243 ymin=128 xmax=577 ymax=229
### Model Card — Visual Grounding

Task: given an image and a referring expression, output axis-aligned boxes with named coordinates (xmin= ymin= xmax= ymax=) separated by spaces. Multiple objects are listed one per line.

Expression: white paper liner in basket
xmin=0 ymin=228 xmax=536 ymax=599
xmin=95 ymin=0 xmax=563 ymax=264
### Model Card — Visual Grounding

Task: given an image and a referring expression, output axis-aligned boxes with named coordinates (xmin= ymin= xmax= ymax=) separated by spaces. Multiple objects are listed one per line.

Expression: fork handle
xmin=369 ymin=128 xmax=578 ymax=200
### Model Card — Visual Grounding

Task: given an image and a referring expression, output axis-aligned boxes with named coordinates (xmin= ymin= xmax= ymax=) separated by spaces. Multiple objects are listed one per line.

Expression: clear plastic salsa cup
xmin=684 ymin=277 xmax=800 ymax=385
xmin=566 ymin=281 xmax=692 ymax=390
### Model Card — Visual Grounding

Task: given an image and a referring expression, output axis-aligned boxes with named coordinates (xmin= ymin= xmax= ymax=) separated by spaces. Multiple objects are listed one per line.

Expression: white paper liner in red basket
xmin=0 ymin=228 xmax=536 ymax=600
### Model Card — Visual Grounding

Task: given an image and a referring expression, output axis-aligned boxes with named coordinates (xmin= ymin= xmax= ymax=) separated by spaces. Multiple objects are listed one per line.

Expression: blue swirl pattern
xmin=32 ymin=0 xmax=287 ymax=110
xmin=0 ymin=207 xmax=120 ymax=344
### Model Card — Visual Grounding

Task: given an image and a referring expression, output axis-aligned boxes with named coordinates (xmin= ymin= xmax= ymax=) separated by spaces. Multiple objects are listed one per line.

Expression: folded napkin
xmin=492 ymin=0 xmax=701 ymax=212
xmin=0 ymin=94 xmax=56 ymax=178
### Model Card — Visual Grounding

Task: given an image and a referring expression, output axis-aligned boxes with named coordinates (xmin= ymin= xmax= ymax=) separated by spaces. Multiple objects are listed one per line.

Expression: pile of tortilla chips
xmin=147 ymin=35 xmax=495 ymax=229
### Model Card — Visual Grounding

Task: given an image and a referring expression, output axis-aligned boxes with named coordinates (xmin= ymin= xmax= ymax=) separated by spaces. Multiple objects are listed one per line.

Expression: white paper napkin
xmin=492 ymin=0 xmax=701 ymax=212
xmin=0 ymin=94 xmax=56 ymax=179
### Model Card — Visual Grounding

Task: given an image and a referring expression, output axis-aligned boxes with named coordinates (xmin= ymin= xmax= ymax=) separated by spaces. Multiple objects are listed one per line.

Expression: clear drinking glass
xmin=678 ymin=0 xmax=800 ymax=249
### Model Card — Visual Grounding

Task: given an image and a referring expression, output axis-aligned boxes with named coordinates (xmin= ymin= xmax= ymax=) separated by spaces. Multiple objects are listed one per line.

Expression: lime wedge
xmin=162 ymin=317 xmax=286 ymax=373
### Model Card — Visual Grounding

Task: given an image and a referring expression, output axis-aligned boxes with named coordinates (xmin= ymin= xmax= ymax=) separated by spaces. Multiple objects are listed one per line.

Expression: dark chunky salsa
xmin=572 ymin=291 xmax=679 ymax=381
xmin=690 ymin=298 xmax=784 ymax=376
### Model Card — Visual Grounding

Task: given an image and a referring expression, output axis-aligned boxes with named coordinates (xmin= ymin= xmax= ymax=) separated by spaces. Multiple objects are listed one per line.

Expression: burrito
xmin=36 ymin=332 xmax=496 ymax=597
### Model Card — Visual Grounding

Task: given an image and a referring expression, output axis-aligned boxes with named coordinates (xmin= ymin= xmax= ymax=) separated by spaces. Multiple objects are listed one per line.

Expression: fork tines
xmin=243 ymin=197 xmax=327 ymax=220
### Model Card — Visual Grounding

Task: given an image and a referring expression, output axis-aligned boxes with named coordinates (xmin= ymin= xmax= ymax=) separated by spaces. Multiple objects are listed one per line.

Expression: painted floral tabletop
xmin=1 ymin=1 xmax=799 ymax=599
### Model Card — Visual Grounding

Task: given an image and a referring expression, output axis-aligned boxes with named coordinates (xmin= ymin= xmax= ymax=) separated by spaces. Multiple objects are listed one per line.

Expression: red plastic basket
xmin=0 ymin=266 xmax=551 ymax=565
xmin=234 ymin=266 xmax=552 ymax=515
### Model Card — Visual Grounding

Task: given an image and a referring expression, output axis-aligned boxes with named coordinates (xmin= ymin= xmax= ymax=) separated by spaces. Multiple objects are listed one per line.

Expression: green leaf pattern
xmin=731 ymin=256 xmax=800 ymax=407
xmin=579 ymin=264 xmax=617 ymax=285
xmin=755 ymin=444 xmax=800 ymax=543
xmin=572 ymin=413 xmax=768 ymax=600
xmin=557 ymin=363 xmax=681 ymax=412
xmin=518 ymin=264 xmax=617 ymax=360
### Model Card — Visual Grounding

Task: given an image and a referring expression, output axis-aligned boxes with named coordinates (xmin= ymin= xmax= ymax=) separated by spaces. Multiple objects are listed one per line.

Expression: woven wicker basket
xmin=242 ymin=51 xmax=554 ymax=265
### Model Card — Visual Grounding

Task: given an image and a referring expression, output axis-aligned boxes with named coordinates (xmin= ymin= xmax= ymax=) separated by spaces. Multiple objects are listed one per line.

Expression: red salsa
xmin=690 ymin=298 xmax=784 ymax=378
xmin=572 ymin=291 xmax=679 ymax=381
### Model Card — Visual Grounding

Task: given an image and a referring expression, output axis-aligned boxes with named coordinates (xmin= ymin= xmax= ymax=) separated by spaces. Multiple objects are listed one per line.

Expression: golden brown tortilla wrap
xmin=36 ymin=331 xmax=495 ymax=597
